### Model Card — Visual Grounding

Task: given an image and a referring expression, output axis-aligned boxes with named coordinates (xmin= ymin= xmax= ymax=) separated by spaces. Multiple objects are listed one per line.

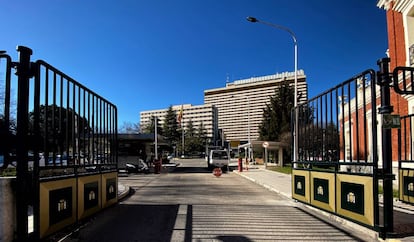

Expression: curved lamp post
xmin=246 ymin=16 xmax=299 ymax=166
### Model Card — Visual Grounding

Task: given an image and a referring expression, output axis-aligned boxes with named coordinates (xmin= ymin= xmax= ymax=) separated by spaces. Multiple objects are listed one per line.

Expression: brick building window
xmin=407 ymin=7 xmax=414 ymax=66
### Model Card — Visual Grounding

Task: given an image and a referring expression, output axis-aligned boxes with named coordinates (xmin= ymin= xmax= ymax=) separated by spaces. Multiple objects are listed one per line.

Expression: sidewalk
xmin=234 ymin=165 xmax=292 ymax=198
xmin=233 ymin=165 xmax=414 ymax=241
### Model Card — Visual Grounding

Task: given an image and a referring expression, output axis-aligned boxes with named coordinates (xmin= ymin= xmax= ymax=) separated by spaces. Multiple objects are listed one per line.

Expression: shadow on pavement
xmin=63 ymin=204 xmax=179 ymax=242
xmin=215 ymin=235 xmax=253 ymax=242
xmin=297 ymin=206 xmax=365 ymax=242
xmin=172 ymin=166 xmax=213 ymax=174
xmin=385 ymin=209 xmax=414 ymax=238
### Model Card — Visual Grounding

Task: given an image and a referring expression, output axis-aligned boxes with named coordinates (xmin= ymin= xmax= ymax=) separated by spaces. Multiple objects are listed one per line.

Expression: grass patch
xmin=266 ymin=164 xmax=292 ymax=174
xmin=378 ymin=185 xmax=399 ymax=198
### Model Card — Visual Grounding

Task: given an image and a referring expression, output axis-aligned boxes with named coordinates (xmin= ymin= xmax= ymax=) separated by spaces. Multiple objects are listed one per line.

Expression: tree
xmin=162 ymin=106 xmax=180 ymax=146
xmin=1 ymin=83 xmax=18 ymax=169
xmin=196 ymin=121 xmax=207 ymax=152
xmin=0 ymin=114 xmax=16 ymax=170
xmin=28 ymin=104 xmax=91 ymax=154
xmin=259 ymin=81 xmax=295 ymax=141
xmin=298 ymin=121 xmax=339 ymax=162
xmin=184 ymin=119 xmax=197 ymax=154
xmin=142 ymin=115 xmax=162 ymax=135
xmin=119 ymin=121 xmax=140 ymax=134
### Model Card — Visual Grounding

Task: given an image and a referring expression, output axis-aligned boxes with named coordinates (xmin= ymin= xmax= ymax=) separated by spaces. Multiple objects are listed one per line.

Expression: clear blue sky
xmin=1 ymin=1 xmax=387 ymax=126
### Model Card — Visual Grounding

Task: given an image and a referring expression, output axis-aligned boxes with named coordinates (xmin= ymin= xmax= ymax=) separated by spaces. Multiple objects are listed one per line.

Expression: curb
xmin=118 ymin=183 xmax=131 ymax=200
xmin=233 ymin=169 xmax=379 ymax=241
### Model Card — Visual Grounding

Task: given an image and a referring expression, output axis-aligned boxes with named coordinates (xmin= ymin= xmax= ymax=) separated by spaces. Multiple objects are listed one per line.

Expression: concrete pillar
xmin=278 ymin=149 xmax=284 ymax=167
xmin=0 ymin=177 xmax=16 ymax=241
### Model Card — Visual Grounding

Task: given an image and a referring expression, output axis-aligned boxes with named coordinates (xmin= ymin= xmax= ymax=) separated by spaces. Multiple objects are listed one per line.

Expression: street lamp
xmin=246 ymin=16 xmax=299 ymax=166
xmin=154 ymin=116 xmax=158 ymax=160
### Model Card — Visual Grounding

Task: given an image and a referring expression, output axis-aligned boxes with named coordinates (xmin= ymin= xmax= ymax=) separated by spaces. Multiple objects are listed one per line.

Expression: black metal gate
xmin=398 ymin=114 xmax=414 ymax=205
xmin=396 ymin=66 xmax=414 ymax=206
xmin=0 ymin=46 xmax=118 ymax=241
xmin=292 ymin=58 xmax=404 ymax=239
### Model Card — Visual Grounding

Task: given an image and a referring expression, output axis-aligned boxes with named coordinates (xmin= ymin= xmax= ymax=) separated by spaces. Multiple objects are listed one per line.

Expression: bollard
xmin=238 ymin=158 xmax=243 ymax=172
xmin=0 ymin=177 xmax=17 ymax=242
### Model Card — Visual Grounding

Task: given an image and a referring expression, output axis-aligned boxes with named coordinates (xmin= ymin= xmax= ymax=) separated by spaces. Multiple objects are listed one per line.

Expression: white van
xmin=208 ymin=150 xmax=229 ymax=170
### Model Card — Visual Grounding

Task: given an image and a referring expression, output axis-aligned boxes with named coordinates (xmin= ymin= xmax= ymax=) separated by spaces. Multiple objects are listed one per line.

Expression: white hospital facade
xmin=140 ymin=70 xmax=308 ymax=145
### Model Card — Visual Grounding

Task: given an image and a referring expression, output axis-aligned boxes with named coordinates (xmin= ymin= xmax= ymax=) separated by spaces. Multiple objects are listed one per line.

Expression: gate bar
xmin=15 ymin=46 xmax=33 ymax=241
xmin=377 ymin=58 xmax=394 ymax=238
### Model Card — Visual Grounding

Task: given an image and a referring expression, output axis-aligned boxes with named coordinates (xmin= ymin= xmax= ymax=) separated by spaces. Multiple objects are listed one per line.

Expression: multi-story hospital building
xmin=140 ymin=70 xmax=307 ymax=145
xmin=204 ymin=70 xmax=307 ymax=144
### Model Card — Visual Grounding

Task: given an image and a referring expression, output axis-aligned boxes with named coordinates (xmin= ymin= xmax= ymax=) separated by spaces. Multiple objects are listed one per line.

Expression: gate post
xmin=15 ymin=46 xmax=33 ymax=241
xmin=377 ymin=58 xmax=394 ymax=238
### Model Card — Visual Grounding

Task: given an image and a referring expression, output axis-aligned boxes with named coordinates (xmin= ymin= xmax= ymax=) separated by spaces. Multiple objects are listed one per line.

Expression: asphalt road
xmin=61 ymin=159 xmax=365 ymax=242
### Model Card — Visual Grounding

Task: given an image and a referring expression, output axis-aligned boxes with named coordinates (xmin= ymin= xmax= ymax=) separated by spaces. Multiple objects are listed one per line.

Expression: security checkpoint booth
xmin=237 ymin=141 xmax=286 ymax=167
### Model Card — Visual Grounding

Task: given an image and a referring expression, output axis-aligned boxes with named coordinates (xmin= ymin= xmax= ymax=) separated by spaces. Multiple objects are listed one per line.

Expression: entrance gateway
xmin=0 ymin=46 xmax=118 ymax=240
xmin=291 ymin=58 xmax=414 ymax=239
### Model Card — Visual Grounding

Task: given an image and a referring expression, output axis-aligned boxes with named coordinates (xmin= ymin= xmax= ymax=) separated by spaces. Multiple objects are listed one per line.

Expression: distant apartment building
xmin=204 ymin=70 xmax=308 ymax=144
xmin=140 ymin=104 xmax=219 ymax=141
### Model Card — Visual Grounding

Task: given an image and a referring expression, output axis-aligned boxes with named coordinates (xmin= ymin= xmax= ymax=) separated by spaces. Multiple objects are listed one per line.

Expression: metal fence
xmin=292 ymin=58 xmax=414 ymax=239
xmin=292 ymin=60 xmax=387 ymax=236
xmin=295 ymin=69 xmax=377 ymax=173
xmin=398 ymin=114 xmax=414 ymax=205
xmin=1 ymin=46 xmax=118 ymax=240
xmin=33 ymin=60 xmax=118 ymax=179
xmin=397 ymin=63 xmax=414 ymax=206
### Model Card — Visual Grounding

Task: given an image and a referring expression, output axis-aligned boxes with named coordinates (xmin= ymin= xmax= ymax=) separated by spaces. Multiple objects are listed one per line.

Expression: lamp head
xmin=246 ymin=16 xmax=258 ymax=23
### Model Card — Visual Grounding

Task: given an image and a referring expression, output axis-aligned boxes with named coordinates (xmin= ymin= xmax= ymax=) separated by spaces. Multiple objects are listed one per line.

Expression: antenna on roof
xmin=226 ymin=73 xmax=230 ymax=84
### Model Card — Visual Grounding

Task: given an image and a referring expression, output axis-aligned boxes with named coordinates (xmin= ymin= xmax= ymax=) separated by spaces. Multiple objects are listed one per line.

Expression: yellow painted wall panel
xmin=310 ymin=171 xmax=336 ymax=212
xmin=336 ymin=174 xmax=374 ymax=226
xmin=78 ymin=174 xmax=102 ymax=220
xmin=292 ymin=170 xmax=310 ymax=203
xmin=39 ymin=178 xmax=77 ymax=238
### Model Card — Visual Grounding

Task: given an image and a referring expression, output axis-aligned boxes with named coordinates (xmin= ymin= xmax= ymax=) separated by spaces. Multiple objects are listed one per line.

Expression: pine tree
xmin=259 ymin=81 xmax=294 ymax=141
xmin=142 ymin=115 xmax=162 ymax=135
xmin=185 ymin=119 xmax=197 ymax=154
xmin=196 ymin=121 xmax=207 ymax=152
xmin=162 ymin=106 xmax=180 ymax=146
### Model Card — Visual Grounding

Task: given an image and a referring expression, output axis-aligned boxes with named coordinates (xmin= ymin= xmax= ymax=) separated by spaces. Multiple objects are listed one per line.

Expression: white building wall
xmin=204 ymin=71 xmax=307 ymax=142
xmin=140 ymin=104 xmax=218 ymax=140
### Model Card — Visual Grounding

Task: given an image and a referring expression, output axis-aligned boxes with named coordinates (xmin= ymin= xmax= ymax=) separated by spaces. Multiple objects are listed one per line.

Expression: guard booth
xmin=292 ymin=58 xmax=414 ymax=240
xmin=0 ymin=46 xmax=118 ymax=240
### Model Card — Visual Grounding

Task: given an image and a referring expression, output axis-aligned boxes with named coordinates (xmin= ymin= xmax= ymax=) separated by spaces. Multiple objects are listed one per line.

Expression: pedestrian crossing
xmin=189 ymin=204 xmax=362 ymax=241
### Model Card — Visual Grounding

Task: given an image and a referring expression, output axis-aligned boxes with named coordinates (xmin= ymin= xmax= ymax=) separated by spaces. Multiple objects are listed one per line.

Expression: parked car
xmin=125 ymin=159 xmax=149 ymax=174
xmin=39 ymin=154 xmax=68 ymax=166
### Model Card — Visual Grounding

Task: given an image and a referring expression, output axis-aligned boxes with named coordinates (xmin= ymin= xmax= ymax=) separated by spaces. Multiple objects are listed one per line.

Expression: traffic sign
xmin=213 ymin=168 xmax=222 ymax=177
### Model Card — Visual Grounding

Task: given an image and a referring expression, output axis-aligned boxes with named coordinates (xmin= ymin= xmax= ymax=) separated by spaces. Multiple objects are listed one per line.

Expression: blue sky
xmin=1 ymin=1 xmax=387 ymax=126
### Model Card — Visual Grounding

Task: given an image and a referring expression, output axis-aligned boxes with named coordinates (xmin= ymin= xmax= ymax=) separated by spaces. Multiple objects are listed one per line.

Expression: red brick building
xmin=337 ymin=1 xmax=413 ymax=174
xmin=378 ymin=0 xmax=414 ymax=165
